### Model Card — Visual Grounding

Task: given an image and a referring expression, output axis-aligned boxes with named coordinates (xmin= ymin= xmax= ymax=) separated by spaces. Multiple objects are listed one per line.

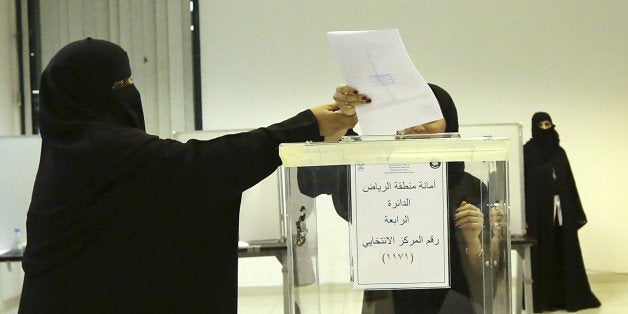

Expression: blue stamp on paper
xmin=369 ymin=74 xmax=395 ymax=86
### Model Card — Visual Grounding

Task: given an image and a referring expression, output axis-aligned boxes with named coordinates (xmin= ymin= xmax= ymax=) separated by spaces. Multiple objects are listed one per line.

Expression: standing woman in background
xmin=523 ymin=112 xmax=601 ymax=312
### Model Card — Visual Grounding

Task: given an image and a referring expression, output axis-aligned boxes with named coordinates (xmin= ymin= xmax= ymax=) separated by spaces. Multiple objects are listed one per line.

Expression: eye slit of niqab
xmin=112 ymin=77 xmax=133 ymax=89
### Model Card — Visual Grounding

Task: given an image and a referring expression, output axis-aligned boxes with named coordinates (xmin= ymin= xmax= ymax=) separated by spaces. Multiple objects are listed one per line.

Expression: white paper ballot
xmin=327 ymin=29 xmax=442 ymax=135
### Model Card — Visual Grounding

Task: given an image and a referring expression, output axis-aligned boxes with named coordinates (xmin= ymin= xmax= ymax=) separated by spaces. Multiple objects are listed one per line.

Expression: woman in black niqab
xmin=297 ymin=84 xmax=490 ymax=313
xmin=24 ymin=38 xmax=164 ymax=278
xmin=19 ymin=38 xmax=358 ymax=314
xmin=523 ymin=112 xmax=600 ymax=312
xmin=525 ymin=112 xmax=560 ymax=164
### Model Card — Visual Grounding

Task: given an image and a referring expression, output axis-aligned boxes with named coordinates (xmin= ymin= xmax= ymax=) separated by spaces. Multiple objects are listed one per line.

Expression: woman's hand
xmin=332 ymin=85 xmax=371 ymax=116
xmin=455 ymin=201 xmax=483 ymax=240
xmin=310 ymin=104 xmax=358 ymax=140
xmin=489 ymin=204 xmax=505 ymax=237
xmin=455 ymin=201 xmax=484 ymax=259
xmin=311 ymin=86 xmax=370 ymax=141
xmin=489 ymin=204 xmax=506 ymax=227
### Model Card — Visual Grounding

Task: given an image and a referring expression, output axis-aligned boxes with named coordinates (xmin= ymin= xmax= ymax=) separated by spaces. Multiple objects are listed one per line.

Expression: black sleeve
xmin=164 ymin=110 xmax=323 ymax=196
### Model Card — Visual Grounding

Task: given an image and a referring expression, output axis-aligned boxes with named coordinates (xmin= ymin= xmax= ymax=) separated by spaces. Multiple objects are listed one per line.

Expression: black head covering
xmin=24 ymin=38 xmax=180 ymax=274
xmin=526 ymin=111 xmax=560 ymax=163
xmin=531 ymin=112 xmax=557 ymax=141
xmin=428 ymin=83 xmax=464 ymax=184
xmin=429 ymin=83 xmax=458 ymax=133
xmin=39 ymin=38 xmax=145 ymax=133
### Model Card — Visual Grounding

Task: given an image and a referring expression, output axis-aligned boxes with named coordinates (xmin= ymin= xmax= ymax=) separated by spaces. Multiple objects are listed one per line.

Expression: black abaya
xmin=19 ymin=38 xmax=323 ymax=314
xmin=524 ymin=113 xmax=600 ymax=312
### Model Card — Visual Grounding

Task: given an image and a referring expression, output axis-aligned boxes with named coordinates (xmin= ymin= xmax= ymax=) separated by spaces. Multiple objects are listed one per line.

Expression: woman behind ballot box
xmin=18 ymin=38 xmax=370 ymax=314
xmin=298 ymin=84 xmax=496 ymax=314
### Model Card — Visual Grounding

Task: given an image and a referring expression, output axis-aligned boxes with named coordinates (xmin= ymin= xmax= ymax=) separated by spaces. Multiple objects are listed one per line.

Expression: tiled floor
xmin=2 ymin=272 xmax=626 ymax=313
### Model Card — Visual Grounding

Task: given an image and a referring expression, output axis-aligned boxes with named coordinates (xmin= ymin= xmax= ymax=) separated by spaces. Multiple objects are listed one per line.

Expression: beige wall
xmin=0 ymin=0 xmax=19 ymax=136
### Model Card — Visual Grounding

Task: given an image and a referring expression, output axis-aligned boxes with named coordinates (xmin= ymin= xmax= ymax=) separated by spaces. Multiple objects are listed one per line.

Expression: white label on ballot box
xmin=350 ymin=163 xmax=450 ymax=289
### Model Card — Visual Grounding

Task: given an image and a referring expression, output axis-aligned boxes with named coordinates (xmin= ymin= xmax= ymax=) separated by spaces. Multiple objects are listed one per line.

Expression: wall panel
xmin=38 ymin=0 xmax=194 ymax=138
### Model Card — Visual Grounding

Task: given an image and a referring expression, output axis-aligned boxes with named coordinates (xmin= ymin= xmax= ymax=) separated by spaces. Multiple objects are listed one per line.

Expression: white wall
xmin=0 ymin=136 xmax=39 ymax=306
xmin=199 ymin=1 xmax=628 ymax=275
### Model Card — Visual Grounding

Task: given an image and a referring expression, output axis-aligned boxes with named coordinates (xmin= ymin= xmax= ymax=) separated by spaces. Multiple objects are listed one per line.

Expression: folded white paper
xmin=327 ymin=29 xmax=442 ymax=135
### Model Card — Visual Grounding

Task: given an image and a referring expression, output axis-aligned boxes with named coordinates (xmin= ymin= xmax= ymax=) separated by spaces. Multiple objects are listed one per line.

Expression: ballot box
xmin=279 ymin=135 xmax=511 ymax=314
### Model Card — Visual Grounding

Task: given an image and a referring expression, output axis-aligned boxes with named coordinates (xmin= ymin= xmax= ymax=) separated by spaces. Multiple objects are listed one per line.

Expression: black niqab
xmin=526 ymin=112 xmax=560 ymax=164
xmin=40 ymin=37 xmax=143 ymax=131
xmin=25 ymin=38 xmax=171 ymax=275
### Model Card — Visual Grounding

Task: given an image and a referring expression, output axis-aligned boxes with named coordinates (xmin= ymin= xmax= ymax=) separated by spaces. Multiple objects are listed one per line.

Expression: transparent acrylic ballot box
xmin=279 ymin=135 xmax=511 ymax=314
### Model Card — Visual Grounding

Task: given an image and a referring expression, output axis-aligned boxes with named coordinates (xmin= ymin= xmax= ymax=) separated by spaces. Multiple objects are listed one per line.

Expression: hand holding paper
xmin=332 ymin=85 xmax=370 ymax=116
